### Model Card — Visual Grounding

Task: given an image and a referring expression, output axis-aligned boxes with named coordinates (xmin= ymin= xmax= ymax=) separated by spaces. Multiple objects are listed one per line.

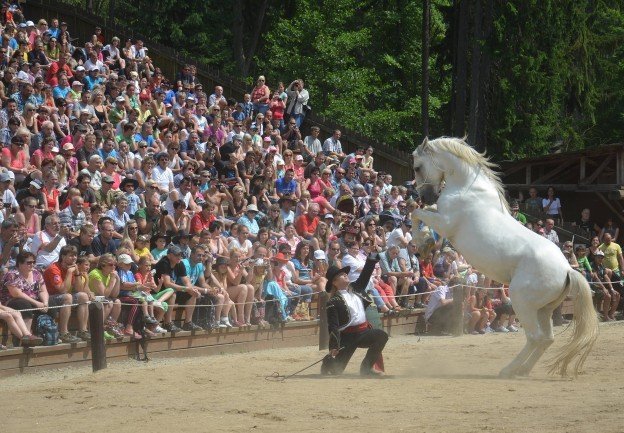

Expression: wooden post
xmin=452 ymin=285 xmax=465 ymax=337
xmin=89 ymin=302 xmax=107 ymax=372
xmin=318 ymin=291 xmax=329 ymax=351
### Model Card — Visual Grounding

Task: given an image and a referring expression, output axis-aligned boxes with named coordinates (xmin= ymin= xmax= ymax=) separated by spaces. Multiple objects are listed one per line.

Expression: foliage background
xmin=85 ymin=0 xmax=624 ymax=158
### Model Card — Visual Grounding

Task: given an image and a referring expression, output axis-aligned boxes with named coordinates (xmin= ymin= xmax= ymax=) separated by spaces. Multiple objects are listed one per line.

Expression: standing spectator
xmin=285 ymin=79 xmax=309 ymax=128
xmin=542 ymin=186 xmax=563 ymax=223
xmin=599 ymin=232 xmax=624 ymax=280
xmin=425 ymin=282 xmax=455 ymax=335
xmin=251 ymin=75 xmax=270 ymax=116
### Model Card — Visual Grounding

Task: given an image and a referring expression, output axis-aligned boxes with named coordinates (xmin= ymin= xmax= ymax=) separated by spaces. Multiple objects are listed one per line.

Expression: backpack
xmin=36 ymin=314 xmax=59 ymax=346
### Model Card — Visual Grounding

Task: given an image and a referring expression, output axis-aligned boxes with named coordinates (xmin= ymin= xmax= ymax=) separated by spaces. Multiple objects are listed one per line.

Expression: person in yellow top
xmin=599 ymin=233 xmax=624 ymax=278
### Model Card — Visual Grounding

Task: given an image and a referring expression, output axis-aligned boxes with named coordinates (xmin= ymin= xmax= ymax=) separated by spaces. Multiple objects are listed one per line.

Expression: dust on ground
xmin=3 ymin=321 xmax=623 ymax=433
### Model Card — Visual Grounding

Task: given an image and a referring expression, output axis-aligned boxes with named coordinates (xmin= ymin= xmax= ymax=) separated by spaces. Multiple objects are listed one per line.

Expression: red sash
xmin=341 ymin=321 xmax=385 ymax=372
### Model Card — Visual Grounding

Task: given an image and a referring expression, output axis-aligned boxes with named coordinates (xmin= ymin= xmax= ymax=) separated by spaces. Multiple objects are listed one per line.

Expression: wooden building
xmin=501 ymin=143 xmax=624 ymax=232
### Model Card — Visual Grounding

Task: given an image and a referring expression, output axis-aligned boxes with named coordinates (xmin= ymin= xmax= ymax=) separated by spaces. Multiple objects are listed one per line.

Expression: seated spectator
xmin=42 ymin=245 xmax=91 ymax=340
xmin=599 ymin=218 xmax=619 ymax=243
xmin=92 ymin=219 xmax=120 ymax=256
xmin=592 ymin=250 xmax=620 ymax=321
xmin=153 ymin=245 xmax=202 ymax=332
xmin=425 ymin=280 xmax=456 ymax=335
xmin=294 ymin=202 xmax=320 ymax=240
xmin=2 ymin=251 xmax=81 ymax=343
xmin=30 ymin=214 xmax=69 ymax=269
xmin=237 ymin=204 xmax=260 ymax=239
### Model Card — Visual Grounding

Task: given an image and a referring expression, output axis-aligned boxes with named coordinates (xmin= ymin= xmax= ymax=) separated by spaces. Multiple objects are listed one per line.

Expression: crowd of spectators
xmin=0 ymin=5 xmax=619 ymax=349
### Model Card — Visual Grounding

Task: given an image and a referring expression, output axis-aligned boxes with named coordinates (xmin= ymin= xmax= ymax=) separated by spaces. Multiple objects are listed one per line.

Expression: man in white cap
xmin=237 ymin=204 xmax=260 ymax=239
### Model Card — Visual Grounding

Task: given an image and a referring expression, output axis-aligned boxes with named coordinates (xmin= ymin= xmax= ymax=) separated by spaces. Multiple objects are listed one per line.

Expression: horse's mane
xmin=426 ymin=137 xmax=509 ymax=214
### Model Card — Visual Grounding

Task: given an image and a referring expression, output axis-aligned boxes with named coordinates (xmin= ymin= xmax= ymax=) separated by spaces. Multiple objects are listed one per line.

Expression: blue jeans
xmin=253 ymin=102 xmax=269 ymax=116
xmin=293 ymin=112 xmax=305 ymax=128
xmin=368 ymin=287 xmax=386 ymax=310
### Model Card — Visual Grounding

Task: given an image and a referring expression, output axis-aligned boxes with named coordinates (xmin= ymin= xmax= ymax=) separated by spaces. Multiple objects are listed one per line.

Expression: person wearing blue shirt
xmin=237 ymin=204 xmax=260 ymax=238
xmin=52 ymin=76 xmax=71 ymax=100
xmin=275 ymin=168 xmax=299 ymax=198
xmin=133 ymin=123 xmax=155 ymax=148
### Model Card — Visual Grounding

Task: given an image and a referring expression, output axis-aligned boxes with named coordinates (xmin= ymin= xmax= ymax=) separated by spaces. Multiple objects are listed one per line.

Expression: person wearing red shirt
xmin=190 ymin=202 xmax=217 ymax=235
xmin=294 ymin=203 xmax=320 ymax=240
xmin=42 ymin=245 xmax=91 ymax=340
xmin=45 ymin=53 xmax=73 ymax=86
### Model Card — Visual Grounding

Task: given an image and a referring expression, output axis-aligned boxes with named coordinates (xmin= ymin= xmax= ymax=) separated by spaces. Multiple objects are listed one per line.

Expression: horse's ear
xmin=421 ymin=137 xmax=429 ymax=149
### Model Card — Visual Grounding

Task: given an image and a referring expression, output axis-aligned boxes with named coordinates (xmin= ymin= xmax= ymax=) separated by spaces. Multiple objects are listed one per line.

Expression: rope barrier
xmin=4 ymin=275 xmax=616 ymax=313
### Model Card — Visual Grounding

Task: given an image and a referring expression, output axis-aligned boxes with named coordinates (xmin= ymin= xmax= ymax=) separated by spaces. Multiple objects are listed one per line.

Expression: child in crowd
xmin=151 ymin=234 xmax=168 ymax=261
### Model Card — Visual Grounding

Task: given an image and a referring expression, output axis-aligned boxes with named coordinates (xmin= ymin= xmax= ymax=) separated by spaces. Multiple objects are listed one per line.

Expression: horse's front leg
xmin=413 ymin=207 xmax=453 ymax=237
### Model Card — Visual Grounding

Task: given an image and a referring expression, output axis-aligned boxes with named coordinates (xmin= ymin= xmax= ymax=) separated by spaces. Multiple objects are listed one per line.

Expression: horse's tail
xmin=547 ymin=270 xmax=599 ymax=377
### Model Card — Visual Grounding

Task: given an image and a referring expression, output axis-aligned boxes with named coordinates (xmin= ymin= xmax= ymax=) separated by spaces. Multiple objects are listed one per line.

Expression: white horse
xmin=412 ymin=137 xmax=598 ymax=378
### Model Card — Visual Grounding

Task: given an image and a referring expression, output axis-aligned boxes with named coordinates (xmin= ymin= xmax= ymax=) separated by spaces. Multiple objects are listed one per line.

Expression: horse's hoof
xmin=499 ymin=369 xmax=516 ymax=379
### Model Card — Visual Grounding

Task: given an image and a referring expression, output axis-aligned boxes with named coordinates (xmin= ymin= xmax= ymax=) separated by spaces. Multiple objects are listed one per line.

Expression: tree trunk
xmin=451 ymin=0 xmax=469 ymax=138
xmin=467 ymin=0 xmax=482 ymax=147
xmin=232 ymin=0 xmax=245 ymax=76
xmin=242 ymin=0 xmax=269 ymax=77
xmin=476 ymin=0 xmax=493 ymax=152
xmin=422 ymin=0 xmax=431 ymax=138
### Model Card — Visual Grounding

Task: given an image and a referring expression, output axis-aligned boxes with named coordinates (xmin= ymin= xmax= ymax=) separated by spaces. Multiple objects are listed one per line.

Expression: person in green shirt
xmin=510 ymin=201 xmax=527 ymax=224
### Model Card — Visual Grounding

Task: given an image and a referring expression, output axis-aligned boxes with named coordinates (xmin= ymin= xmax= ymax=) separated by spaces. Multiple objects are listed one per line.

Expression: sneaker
xmin=20 ymin=335 xmax=43 ymax=347
xmin=414 ymin=302 xmax=426 ymax=309
xmin=484 ymin=326 xmax=493 ymax=333
xmin=153 ymin=326 xmax=167 ymax=334
xmin=103 ymin=331 xmax=114 ymax=340
xmin=182 ymin=321 xmax=203 ymax=331
xmin=507 ymin=325 xmax=519 ymax=332
xmin=77 ymin=330 xmax=92 ymax=341
xmin=59 ymin=332 xmax=81 ymax=344
xmin=220 ymin=317 xmax=233 ymax=328
xmin=494 ymin=326 xmax=509 ymax=333
xmin=163 ymin=322 xmax=183 ymax=333
xmin=144 ymin=315 xmax=159 ymax=325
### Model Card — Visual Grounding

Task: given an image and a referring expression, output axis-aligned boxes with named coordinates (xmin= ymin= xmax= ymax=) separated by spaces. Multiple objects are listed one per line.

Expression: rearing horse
xmin=412 ymin=137 xmax=598 ymax=378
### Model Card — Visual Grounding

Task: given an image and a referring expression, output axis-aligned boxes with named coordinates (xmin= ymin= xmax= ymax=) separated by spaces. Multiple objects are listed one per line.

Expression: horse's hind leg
xmin=515 ymin=305 xmax=555 ymax=377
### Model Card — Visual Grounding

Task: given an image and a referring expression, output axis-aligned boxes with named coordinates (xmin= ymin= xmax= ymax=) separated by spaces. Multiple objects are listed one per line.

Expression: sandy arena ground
xmin=3 ymin=321 xmax=624 ymax=433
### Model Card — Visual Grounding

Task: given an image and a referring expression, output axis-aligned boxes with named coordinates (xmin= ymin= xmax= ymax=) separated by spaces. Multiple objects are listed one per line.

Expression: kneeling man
xmin=322 ymin=253 xmax=388 ymax=376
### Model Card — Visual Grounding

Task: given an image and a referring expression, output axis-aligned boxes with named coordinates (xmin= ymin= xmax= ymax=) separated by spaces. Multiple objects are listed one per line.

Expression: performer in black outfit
xmin=321 ymin=253 xmax=388 ymax=376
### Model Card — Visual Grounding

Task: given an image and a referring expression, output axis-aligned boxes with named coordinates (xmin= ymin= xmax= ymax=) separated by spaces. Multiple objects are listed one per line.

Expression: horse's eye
xmin=414 ymin=166 xmax=420 ymax=172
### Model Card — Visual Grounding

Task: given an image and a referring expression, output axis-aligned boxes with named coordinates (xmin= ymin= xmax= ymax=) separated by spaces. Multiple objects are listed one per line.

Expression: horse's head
xmin=412 ymin=137 xmax=444 ymax=205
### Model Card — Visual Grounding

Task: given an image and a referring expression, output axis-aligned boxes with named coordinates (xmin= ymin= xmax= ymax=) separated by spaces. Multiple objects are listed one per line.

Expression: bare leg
xmin=76 ymin=292 xmax=89 ymax=331
xmin=58 ymin=294 xmax=73 ymax=334
xmin=243 ymin=284 xmax=254 ymax=323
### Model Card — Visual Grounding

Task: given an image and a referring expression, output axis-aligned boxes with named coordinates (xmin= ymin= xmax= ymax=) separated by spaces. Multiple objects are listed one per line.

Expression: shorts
xmin=494 ymin=303 xmax=514 ymax=316
xmin=176 ymin=290 xmax=193 ymax=306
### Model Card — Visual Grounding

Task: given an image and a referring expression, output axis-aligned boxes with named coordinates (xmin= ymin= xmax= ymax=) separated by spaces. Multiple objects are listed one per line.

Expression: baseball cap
xmin=168 ymin=245 xmax=183 ymax=256
xmin=246 ymin=204 xmax=259 ymax=213
xmin=62 ymin=143 xmax=75 ymax=151
xmin=0 ymin=172 xmax=11 ymax=182
xmin=30 ymin=179 xmax=43 ymax=189
xmin=595 ymin=250 xmax=605 ymax=257
xmin=117 ymin=254 xmax=133 ymax=264
xmin=76 ymin=66 xmax=85 ymax=72
xmin=102 ymin=175 xmax=114 ymax=184
xmin=72 ymin=81 xmax=83 ymax=87
xmin=295 ymin=154 xmax=304 ymax=161
xmin=313 ymin=250 xmax=327 ymax=261
xmin=115 ymin=96 xmax=125 ymax=102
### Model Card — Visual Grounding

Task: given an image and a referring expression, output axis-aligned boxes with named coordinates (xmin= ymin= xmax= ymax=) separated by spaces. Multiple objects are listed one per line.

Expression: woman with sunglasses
xmin=15 ymin=197 xmax=40 ymax=239
xmin=88 ymin=253 xmax=124 ymax=339
xmin=22 ymin=103 xmax=39 ymax=134
xmin=362 ymin=217 xmax=385 ymax=252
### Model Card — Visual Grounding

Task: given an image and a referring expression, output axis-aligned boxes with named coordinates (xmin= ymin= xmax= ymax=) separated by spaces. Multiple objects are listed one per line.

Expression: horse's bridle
xmin=414 ymin=149 xmax=445 ymax=194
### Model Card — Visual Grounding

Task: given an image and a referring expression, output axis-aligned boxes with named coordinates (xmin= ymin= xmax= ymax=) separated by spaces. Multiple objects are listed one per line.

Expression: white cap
xmin=313 ymin=250 xmax=327 ymax=260
xmin=117 ymin=254 xmax=133 ymax=264
xmin=246 ymin=204 xmax=259 ymax=212
xmin=26 ymin=21 xmax=35 ymax=27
